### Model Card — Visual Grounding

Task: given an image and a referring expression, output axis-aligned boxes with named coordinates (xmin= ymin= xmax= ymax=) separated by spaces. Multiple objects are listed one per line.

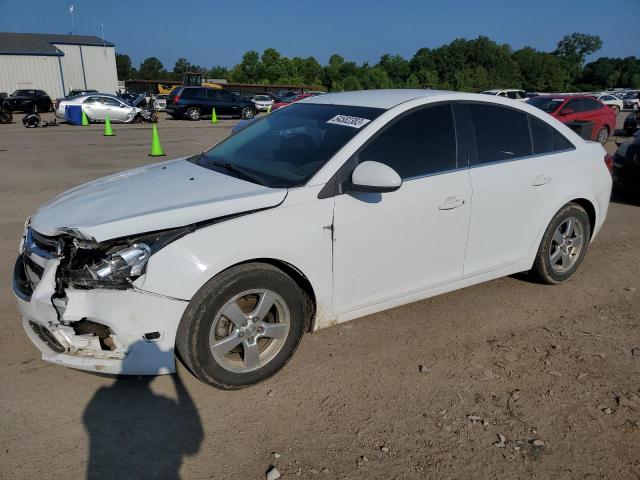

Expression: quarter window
xmin=529 ymin=115 xmax=574 ymax=154
xmin=468 ymin=104 xmax=532 ymax=164
xmin=358 ymin=104 xmax=457 ymax=179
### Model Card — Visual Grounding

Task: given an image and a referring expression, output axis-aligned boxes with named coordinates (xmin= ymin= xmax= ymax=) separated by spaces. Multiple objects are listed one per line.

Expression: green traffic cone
xmin=149 ymin=124 xmax=165 ymax=157
xmin=266 ymin=104 xmax=272 ymax=114
xmin=103 ymin=115 xmax=114 ymax=136
xmin=211 ymin=107 xmax=218 ymax=124
xmin=81 ymin=109 xmax=89 ymax=126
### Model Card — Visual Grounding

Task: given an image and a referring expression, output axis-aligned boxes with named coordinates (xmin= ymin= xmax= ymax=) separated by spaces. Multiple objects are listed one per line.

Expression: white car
xmin=55 ymin=93 xmax=144 ymax=123
xmin=596 ymin=94 xmax=623 ymax=114
xmin=480 ymin=89 xmax=528 ymax=102
xmin=252 ymin=94 xmax=274 ymax=111
xmin=153 ymin=94 xmax=168 ymax=112
xmin=14 ymin=90 xmax=612 ymax=389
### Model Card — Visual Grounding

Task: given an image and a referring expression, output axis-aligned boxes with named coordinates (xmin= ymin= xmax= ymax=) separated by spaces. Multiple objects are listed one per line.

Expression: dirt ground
xmin=0 ymin=112 xmax=638 ymax=480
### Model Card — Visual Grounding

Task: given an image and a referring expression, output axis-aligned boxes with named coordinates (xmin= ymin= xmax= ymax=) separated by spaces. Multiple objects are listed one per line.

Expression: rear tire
xmin=176 ymin=263 xmax=309 ymax=389
xmin=186 ymin=107 xmax=201 ymax=121
xmin=530 ymin=203 xmax=591 ymax=284
xmin=596 ymin=126 xmax=609 ymax=144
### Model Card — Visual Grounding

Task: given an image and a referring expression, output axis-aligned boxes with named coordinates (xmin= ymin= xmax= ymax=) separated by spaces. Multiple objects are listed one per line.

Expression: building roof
xmin=0 ymin=32 xmax=114 ymax=56
xmin=303 ymin=89 xmax=452 ymax=109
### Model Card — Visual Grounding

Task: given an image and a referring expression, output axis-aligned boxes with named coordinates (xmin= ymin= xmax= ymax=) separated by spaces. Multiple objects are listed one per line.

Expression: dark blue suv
xmin=166 ymin=87 xmax=256 ymax=121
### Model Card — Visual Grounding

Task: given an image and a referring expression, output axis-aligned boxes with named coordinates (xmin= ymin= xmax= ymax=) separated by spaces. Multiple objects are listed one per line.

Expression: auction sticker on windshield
xmin=327 ymin=114 xmax=371 ymax=129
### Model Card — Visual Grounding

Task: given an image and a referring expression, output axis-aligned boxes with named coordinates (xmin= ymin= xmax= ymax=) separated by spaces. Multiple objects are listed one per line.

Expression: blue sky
xmin=0 ymin=0 xmax=636 ymax=69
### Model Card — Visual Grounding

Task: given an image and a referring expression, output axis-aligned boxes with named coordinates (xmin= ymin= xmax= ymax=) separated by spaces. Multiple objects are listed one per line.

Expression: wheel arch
xmin=215 ymin=258 xmax=317 ymax=332
xmin=570 ymin=197 xmax=596 ymax=237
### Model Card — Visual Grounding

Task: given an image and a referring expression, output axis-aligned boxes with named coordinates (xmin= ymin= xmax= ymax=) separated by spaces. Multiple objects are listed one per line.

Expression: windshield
xmin=11 ymin=90 xmax=31 ymax=97
xmin=254 ymin=95 xmax=270 ymax=101
xmin=191 ymin=103 xmax=384 ymax=188
xmin=527 ymin=96 xmax=565 ymax=113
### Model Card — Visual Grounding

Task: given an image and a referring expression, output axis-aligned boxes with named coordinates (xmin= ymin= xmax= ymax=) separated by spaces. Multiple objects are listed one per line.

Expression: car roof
xmin=302 ymin=89 xmax=453 ymax=109
xmin=533 ymin=94 xmax=592 ymax=100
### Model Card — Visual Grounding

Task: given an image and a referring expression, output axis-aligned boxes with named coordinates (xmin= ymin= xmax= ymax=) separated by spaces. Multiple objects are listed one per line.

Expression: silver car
xmin=55 ymin=94 xmax=143 ymax=123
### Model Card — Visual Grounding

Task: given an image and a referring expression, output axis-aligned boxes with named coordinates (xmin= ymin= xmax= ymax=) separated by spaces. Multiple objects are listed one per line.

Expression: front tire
xmin=531 ymin=203 xmax=591 ymax=284
xmin=176 ymin=263 xmax=309 ymax=389
xmin=241 ymin=107 xmax=255 ymax=120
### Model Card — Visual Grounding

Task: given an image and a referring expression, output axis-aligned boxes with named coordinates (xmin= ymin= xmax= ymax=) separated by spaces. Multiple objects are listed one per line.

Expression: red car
xmin=271 ymin=93 xmax=314 ymax=111
xmin=527 ymin=95 xmax=615 ymax=144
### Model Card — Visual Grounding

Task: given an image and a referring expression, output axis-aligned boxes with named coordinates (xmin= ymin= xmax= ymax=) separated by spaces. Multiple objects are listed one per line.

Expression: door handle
xmin=532 ymin=175 xmax=552 ymax=186
xmin=439 ymin=197 xmax=465 ymax=210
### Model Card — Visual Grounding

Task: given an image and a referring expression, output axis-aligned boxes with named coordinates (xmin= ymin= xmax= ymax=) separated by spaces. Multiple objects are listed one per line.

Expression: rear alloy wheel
xmin=531 ymin=203 xmax=591 ymax=284
xmin=186 ymin=107 xmax=201 ymax=121
xmin=596 ymin=126 xmax=609 ymax=144
xmin=176 ymin=263 xmax=310 ymax=389
xmin=241 ymin=107 xmax=255 ymax=120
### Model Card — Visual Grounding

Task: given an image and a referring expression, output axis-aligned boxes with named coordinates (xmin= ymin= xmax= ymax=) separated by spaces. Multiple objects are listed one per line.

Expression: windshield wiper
xmin=206 ymin=158 xmax=268 ymax=187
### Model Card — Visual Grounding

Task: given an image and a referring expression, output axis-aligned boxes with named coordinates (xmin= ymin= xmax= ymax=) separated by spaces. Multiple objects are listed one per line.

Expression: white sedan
xmin=596 ymin=94 xmax=624 ymax=114
xmin=14 ymin=90 xmax=612 ymax=389
xmin=55 ymin=93 xmax=144 ymax=123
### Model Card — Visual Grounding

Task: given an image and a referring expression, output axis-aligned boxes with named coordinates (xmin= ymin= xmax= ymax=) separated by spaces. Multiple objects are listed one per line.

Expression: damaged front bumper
xmin=13 ymin=251 xmax=188 ymax=375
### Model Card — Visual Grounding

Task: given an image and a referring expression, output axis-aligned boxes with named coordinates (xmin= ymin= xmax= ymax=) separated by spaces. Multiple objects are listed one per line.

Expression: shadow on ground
xmin=83 ymin=343 xmax=203 ymax=480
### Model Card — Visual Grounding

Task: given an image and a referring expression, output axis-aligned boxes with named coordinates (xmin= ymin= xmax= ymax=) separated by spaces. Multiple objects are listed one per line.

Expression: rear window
xmin=468 ymin=104 xmax=532 ymax=164
xmin=527 ymin=97 xmax=565 ymax=113
xmin=528 ymin=115 xmax=574 ymax=154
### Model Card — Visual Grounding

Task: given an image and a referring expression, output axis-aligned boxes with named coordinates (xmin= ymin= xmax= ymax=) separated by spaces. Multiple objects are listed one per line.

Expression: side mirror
xmin=350 ymin=161 xmax=402 ymax=193
xmin=560 ymin=108 xmax=574 ymax=116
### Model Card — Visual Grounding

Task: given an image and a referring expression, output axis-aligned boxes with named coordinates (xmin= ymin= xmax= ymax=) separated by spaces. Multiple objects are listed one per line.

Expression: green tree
xmin=377 ymin=54 xmax=410 ymax=86
xmin=115 ymin=53 xmax=132 ymax=80
xmin=208 ymin=65 xmax=229 ymax=79
xmin=137 ymin=57 xmax=166 ymax=80
xmin=172 ymin=57 xmax=192 ymax=80
xmin=342 ymin=75 xmax=362 ymax=91
xmin=261 ymin=48 xmax=284 ymax=83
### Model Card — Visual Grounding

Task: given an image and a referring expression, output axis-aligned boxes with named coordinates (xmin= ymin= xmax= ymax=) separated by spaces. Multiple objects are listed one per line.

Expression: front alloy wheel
xmin=176 ymin=263 xmax=310 ymax=389
xmin=209 ymin=289 xmax=290 ymax=373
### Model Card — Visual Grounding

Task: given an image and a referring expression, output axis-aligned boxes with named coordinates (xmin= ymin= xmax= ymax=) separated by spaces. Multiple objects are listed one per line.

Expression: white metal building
xmin=0 ymin=32 xmax=118 ymax=99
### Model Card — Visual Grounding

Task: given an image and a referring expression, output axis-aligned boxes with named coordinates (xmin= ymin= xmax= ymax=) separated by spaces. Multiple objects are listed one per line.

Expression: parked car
xmin=5 ymin=89 xmax=52 ymax=112
xmin=621 ymin=91 xmax=639 ymax=110
xmin=13 ymin=89 xmax=611 ymax=389
xmin=252 ymin=94 xmax=274 ymax=112
xmin=271 ymin=93 xmax=314 ymax=111
xmin=527 ymin=95 xmax=616 ymax=144
xmin=55 ymin=93 xmax=146 ymax=123
xmin=166 ymin=86 xmax=256 ymax=120
xmin=623 ymin=110 xmax=639 ymax=135
xmin=67 ymin=89 xmax=98 ymax=98
xmin=611 ymin=133 xmax=640 ymax=197
xmin=595 ymin=94 xmax=623 ymax=114
xmin=480 ymin=89 xmax=528 ymax=101
xmin=154 ymin=94 xmax=168 ymax=111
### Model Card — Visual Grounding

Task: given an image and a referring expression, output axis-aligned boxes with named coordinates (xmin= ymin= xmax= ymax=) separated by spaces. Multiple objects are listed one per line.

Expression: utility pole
xmin=69 ymin=5 xmax=76 ymax=34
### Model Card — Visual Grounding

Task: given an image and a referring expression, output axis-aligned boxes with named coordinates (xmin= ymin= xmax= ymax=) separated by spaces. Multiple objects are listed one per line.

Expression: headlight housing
xmin=89 ymin=243 xmax=152 ymax=281
xmin=62 ymin=226 xmax=192 ymax=289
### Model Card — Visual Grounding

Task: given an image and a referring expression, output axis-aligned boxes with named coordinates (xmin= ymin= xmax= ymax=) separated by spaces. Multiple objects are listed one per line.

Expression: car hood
xmin=30 ymin=158 xmax=287 ymax=242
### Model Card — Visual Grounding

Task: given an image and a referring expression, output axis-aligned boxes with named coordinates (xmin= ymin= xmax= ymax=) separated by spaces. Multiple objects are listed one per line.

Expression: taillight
xmin=604 ymin=153 xmax=613 ymax=173
xmin=173 ymin=95 xmax=180 ymax=104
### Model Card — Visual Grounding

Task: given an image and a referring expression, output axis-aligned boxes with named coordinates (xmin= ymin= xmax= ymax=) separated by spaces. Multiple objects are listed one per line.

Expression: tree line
xmin=115 ymin=33 xmax=640 ymax=92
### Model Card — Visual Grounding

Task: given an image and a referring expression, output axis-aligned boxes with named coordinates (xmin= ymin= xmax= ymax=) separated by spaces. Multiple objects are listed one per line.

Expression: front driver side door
xmin=332 ymin=103 xmax=472 ymax=315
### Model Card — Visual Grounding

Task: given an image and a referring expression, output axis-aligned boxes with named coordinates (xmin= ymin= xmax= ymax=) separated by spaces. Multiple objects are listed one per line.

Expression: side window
xmin=220 ymin=91 xmax=234 ymax=100
xmin=205 ymin=89 xmax=218 ymax=99
xmin=83 ymin=96 xmax=100 ymax=104
xmin=103 ymin=97 xmax=122 ymax=107
xmin=358 ymin=104 xmax=457 ymax=179
xmin=529 ymin=115 xmax=574 ymax=154
xmin=562 ymin=99 xmax=580 ymax=113
xmin=506 ymin=91 xmax=518 ymax=99
xmin=468 ymin=103 xmax=532 ymax=164
xmin=181 ymin=88 xmax=203 ymax=100
xmin=582 ymin=98 xmax=602 ymax=111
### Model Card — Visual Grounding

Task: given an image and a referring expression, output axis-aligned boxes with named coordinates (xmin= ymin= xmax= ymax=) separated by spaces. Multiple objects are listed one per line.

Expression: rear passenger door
xmin=463 ymin=103 xmax=574 ymax=277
